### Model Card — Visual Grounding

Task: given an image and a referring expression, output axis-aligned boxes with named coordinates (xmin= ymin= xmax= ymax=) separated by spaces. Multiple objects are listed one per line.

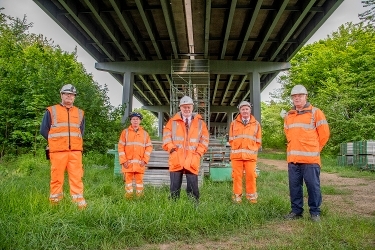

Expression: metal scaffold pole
xmin=170 ymin=55 xmax=210 ymax=127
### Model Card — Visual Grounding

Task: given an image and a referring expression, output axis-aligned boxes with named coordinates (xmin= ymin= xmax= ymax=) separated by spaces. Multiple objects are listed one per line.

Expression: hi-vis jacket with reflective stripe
xmin=229 ymin=114 xmax=262 ymax=161
xmin=47 ymin=105 xmax=84 ymax=153
xmin=284 ymin=103 xmax=330 ymax=166
xmin=162 ymin=112 xmax=209 ymax=175
xmin=118 ymin=126 xmax=153 ymax=173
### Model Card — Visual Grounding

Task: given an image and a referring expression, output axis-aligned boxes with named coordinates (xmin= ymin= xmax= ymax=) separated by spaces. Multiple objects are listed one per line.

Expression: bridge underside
xmin=33 ymin=0 xmax=344 ymax=132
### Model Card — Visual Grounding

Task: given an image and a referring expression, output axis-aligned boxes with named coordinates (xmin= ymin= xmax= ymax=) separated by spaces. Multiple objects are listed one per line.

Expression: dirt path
xmin=258 ymin=158 xmax=375 ymax=217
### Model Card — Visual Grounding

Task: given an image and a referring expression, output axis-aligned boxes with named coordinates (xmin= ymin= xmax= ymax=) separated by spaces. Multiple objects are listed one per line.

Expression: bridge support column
xmin=227 ymin=112 xmax=233 ymax=134
xmin=158 ymin=112 xmax=163 ymax=138
xmin=122 ymin=72 xmax=134 ymax=123
xmin=249 ymin=72 xmax=261 ymax=123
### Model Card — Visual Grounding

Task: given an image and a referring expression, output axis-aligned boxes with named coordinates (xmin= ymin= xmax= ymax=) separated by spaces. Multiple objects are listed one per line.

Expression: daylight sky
xmin=0 ymin=0 xmax=366 ymax=106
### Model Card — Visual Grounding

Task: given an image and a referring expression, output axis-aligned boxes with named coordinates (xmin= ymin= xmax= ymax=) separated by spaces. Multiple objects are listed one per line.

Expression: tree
xmin=260 ymin=102 xmax=288 ymax=149
xmin=359 ymin=0 xmax=375 ymax=26
xmin=0 ymin=11 xmax=124 ymax=156
xmin=276 ymin=22 xmax=375 ymax=153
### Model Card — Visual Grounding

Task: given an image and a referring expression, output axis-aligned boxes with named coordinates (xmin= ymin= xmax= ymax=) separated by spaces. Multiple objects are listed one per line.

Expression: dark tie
xmin=185 ymin=118 xmax=189 ymax=130
xmin=243 ymin=119 xmax=248 ymax=125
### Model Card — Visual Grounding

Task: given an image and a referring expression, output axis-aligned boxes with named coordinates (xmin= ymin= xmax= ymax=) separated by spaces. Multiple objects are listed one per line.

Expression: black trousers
xmin=170 ymin=170 xmax=199 ymax=201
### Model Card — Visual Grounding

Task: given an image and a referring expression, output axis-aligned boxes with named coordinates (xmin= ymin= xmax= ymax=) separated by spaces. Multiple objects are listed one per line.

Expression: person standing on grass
xmin=118 ymin=112 xmax=153 ymax=199
xmin=162 ymin=96 xmax=209 ymax=203
xmin=229 ymin=101 xmax=262 ymax=204
xmin=283 ymin=84 xmax=330 ymax=222
xmin=40 ymin=84 xmax=87 ymax=209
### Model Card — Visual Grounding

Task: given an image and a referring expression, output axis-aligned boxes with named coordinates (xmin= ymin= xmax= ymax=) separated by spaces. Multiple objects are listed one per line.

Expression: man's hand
xmin=170 ymin=148 xmax=177 ymax=154
xmin=122 ymin=161 xmax=129 ymax=169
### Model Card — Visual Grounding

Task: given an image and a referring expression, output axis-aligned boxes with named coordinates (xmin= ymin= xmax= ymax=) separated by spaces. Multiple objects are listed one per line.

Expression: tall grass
xmin=0 ymin=151 xmax=374 ymax=249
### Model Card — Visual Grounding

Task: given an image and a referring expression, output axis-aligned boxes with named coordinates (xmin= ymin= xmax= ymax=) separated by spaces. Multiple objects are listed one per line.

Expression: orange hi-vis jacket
xmin=229 ymin=114 xmax=262 ymax=161
xmin=284 ymin=103 xmax=330 ymax=166
xmin=118 ymin=126 xmax=153 ymax=173
xmin=162 ymin=112 xmax=209 ymax=175
xmin=47 ymin=105 xmax=84 ymax=153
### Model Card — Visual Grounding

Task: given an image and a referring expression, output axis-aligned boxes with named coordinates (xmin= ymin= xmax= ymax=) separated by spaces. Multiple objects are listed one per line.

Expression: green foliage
xmin=0 ymin=12 xmax=124 ymax=156
xmin=275 ymin=23 xmax=375 ymax=154
xmin=260 ymin=102 xmax=287 ymax=149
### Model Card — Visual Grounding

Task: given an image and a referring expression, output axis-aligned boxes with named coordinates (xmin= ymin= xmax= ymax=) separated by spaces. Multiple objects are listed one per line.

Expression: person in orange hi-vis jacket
xmin=118 ymin=112 xmax=153 ymax=199
xmin=229 ymin=101 xmax=262 ymax=204
xmin=162 ymin=96 xmax=209 ymax=203
xmin=283 ymin=85 xmax=330 ymax=222
xmin=40 ymin=84 xmax=87 ymax=209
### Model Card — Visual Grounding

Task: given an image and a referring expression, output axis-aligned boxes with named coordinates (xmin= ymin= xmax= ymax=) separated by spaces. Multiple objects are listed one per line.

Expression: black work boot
xmin=284 ymin=212 xmax=303 ymax=220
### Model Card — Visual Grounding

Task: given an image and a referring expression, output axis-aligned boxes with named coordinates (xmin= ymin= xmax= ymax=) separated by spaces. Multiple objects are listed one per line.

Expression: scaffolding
xmin=170 ymin=57 xmax=210 ymax=127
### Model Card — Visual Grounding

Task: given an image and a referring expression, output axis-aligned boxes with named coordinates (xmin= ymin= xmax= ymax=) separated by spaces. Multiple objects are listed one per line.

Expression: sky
xmin=0 ymin=0 xmax=366 ymax=107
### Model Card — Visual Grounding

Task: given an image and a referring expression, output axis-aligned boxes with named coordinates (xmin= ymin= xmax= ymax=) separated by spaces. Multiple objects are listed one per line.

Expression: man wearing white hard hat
xmin=162 ymin=96 xmax=209 ymax=203
xmin=228 ymin=101 xmax=262 ymax=204
xmin=40 ymin=84 xmax=87 ymax=209
xmin=283 ymin=84 xmax=330 ymax=222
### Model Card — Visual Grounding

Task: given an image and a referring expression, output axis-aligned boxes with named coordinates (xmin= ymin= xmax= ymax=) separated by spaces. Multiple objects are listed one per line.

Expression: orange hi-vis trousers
xmin=124 ymin=172 xmax=144 ymax=196
xmin=232 ymin=160 xmax=257 ymax=197
xmin=49 ymin=151 xmax=85 ymax=204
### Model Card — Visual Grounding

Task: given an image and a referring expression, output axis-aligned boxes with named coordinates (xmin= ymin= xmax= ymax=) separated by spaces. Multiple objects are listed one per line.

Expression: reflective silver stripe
xmin=231 ymin=149 xmax=258 ymax=155
xmin=136 ymin=184 xmax=143 ymax=188
xmin=125 ymin=129 xmax=129 ymax=141
xmin=126 ymin=183 xmax=133 ymax=187
xmin=186 ymin=146 xmax=197 ymax=151
xmin=234 ymin=134 xmax=257 ymax=141
xmin=48 ymin=132 xmax=81 ymax=138
xmin=287 ymin=150 xmax=320 ymax=157
xmin=77 ymin=200 xmax=87 ymax=206
xmin=201 ymin=135 xmax=209 ymax=140
xmin=51 ymin=105 xmax=57 ymax=125
xmin=145 ymin=143 xmax=152 ymax=146
xmin=72 ymin=194 xmax=84 ymax=199
xmin=173 ymin=136 xmax=184 ymax=141
xmin=316 ymin=120 xmax=328 ymax=127
xmin=126 ymin=142 xmax=145 ymax=146
xmin=229 ymin=136 xmax=234 ymax=140
xmin=126 ymin=189 xmax=133 ymax=193
xmin=145 ymin=151 xmax=151 ymax=155
xmin=253 ymin=121 xmax=259 ymax=135
xmin=143 ymin=131 xmax=147 ymax=145
xmin=52 ymin=123 xmax=80 ymax=128
xmin=256 ymin=138 xmax=262 ymax=143
xmin=190 ymin=138 xmax=199 ymax=143
xmin=49 ymin=193 xmax=63 ymax=198
xmin=129 ymin=160 xmax=143 ymax=164
xmin=202 ymin=141 xmax=209 ymax=146
xmin=285 ymin=123 xmax=315 ymax=129
xmin=163 ymin=137 xmax=172 ymax=143
xmin=172 ymin=120 xmax=177 ymax=136
xmin=164 ymin=131 xmax=172 ymax=136
xmin=175 ymin=144 xmax=183 ymax=148
xmin=119 ymin=152 xmax=125 ymax=156
xmin=119 ymin=140 xmax=126 ymax=145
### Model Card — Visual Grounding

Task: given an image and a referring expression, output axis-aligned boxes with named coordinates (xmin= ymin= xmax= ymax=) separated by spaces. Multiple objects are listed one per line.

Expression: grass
xmin=1 ymin=150 xmax=375 ymax=249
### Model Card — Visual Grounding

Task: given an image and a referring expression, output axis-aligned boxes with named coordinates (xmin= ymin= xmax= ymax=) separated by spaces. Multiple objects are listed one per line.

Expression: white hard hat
xmin=238 ymin=101 xmax=252 ymax=109
xmin=60 ymin=84 xmax=77 ymax=95
xmin=179 ymin=96 xmax=194 ymax=106
xmin=290 ymin=85 xmax=308 ymax=96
